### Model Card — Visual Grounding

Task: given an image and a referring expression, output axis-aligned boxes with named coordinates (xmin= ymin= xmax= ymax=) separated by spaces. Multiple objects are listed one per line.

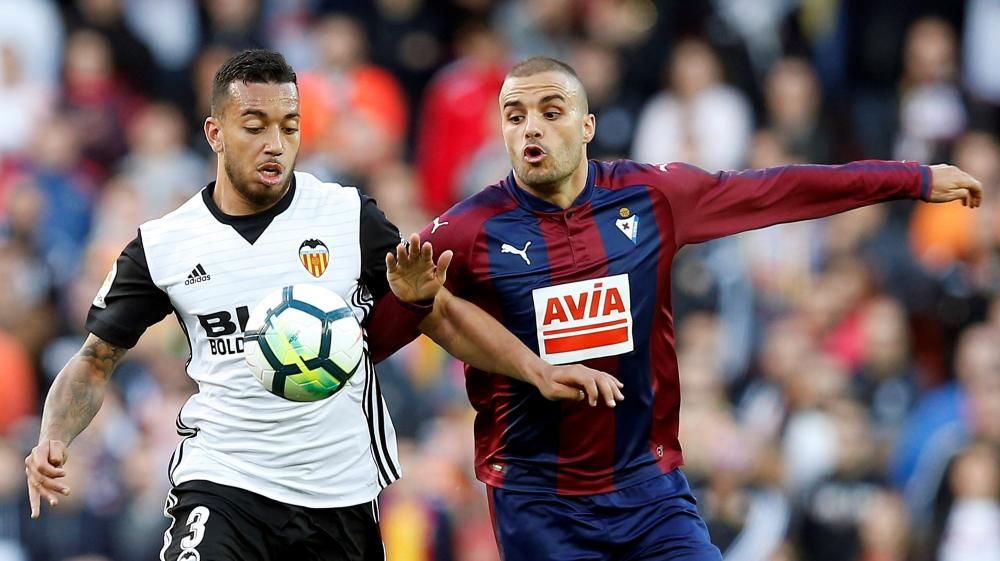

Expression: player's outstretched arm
xmin=25 ymin=334 xmax=127 ymax=519
xmin=658 ymin=160 xmax=983 ymax=245
xmin=420 ymin=290 xmax=625 ymax=407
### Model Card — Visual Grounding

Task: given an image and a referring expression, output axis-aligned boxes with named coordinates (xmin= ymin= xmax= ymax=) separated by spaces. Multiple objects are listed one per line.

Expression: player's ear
xmin=582 ymin=113 xmax=596 ymax=144
xmin=204 ymin=116 xmax=224 ymax=154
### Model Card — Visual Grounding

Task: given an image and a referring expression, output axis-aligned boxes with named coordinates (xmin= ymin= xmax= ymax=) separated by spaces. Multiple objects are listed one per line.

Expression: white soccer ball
xmin=243 ymin=284 xmax=364 ymax=402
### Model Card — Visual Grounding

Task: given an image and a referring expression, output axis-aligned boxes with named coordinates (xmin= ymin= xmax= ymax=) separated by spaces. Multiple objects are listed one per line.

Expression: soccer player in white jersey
xmin=23 ymin=50 xmax=623 ymax=561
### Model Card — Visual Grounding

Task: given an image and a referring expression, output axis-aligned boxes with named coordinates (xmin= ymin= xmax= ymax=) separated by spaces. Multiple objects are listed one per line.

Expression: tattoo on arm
xmin=39 ymin=335 xmax=127 ymax=445
xmin=77 ymin=336 xmax=128 ymax=377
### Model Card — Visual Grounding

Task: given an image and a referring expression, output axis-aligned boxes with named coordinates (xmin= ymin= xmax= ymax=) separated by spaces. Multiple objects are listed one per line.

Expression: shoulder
xmin=139 ymin=188 xmax=214 ymax=246
xmin=422 ymin=183 xmax=517 ymax=262
xmin=293 ymin=171 xmax=362 ymax=208
xmin=594 ymin=159 xmax=711 ymax=191
xmin=435 ymin=183 xmax=515 ymax=229
xmin=593 ymin=159 xmax=664 ymax=189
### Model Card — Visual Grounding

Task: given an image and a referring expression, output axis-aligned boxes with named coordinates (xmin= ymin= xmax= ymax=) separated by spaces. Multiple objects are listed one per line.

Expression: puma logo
xmin=431 ymin=217 xmax=449 ymax=233
xmin=501 ymin=241 xmax=532 ymax=265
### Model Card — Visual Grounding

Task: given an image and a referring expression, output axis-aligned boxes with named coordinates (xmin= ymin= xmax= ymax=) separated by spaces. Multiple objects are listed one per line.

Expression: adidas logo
xmin=184 ymin=264 xmax=211 ymax=286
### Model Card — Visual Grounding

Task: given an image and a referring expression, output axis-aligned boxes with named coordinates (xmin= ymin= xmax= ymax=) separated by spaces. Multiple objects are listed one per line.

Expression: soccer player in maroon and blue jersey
xmin=420 ymin=57 xmax=983 ymax=561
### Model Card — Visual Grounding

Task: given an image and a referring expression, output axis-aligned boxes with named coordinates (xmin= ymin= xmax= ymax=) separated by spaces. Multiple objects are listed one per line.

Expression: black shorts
xmin=160 ymin=480 xmax=384 ymax=561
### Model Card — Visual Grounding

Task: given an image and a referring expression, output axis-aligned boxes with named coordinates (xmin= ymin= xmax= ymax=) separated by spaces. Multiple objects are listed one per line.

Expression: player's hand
xmin=386 ymin=232 xmax=454 ymax=303
xmin=25 ymin=439 xmax=70 ymax=519
xmin=928 ymin=164 xmax=983 ymax=208
xmin=537 ymin=364 xmax=625 ymax=407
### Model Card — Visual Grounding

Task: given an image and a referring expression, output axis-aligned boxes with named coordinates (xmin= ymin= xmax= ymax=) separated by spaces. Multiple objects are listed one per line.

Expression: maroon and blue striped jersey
xmin=421 ymin=159 xmax=929 ymax=495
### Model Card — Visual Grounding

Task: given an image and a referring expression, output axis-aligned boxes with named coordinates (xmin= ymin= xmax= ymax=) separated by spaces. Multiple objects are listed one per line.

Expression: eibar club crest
xmin=299 ymin=239 xmax=330 ymax=278
xmin=615 ymin=207 xmax=639 ymax=244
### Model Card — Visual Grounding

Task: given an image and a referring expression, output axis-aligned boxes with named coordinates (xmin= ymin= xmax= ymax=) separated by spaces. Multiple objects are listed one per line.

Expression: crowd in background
xmin=0 ymin=0 xmax=998 ymax=560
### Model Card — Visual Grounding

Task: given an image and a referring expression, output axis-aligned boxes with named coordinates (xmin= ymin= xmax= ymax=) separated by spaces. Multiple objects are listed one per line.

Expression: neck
xmin=212 ymin=161 xmax=285 ymax=216
xmin=516 ymin=158 xmax=589 ymax=209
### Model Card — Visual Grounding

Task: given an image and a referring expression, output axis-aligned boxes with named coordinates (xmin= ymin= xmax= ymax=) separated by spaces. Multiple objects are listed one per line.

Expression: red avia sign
xmin=532 ymin=274 xmax=633 ymax=364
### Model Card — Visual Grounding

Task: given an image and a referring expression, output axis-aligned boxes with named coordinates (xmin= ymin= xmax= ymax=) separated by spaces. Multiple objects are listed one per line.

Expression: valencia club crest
xmin=299 ymin=239 xmax=330 ymax=278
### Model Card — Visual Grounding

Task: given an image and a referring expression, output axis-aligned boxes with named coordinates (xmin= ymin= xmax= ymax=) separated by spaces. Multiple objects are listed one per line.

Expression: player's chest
xmin=159 ymin=224 xmax=362 ymax=320
xmin=472 ymin=190 xmax=663 ymax=363
xmin=479 ymin=190 xmax=660 ymax=284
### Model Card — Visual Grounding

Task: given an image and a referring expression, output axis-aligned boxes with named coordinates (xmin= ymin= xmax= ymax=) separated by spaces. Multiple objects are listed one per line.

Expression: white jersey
xmin=87 ymin=172 xmax=404 ymax=508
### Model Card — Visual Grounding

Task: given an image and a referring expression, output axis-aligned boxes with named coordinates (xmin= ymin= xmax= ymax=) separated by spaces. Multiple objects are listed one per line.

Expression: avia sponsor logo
xmin=531 ymin=274 xmax=633 ymax=364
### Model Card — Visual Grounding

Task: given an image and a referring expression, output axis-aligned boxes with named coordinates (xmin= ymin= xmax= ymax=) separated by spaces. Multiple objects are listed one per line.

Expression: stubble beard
xmin=517 ymin=149 xmax=580 ymax=195
xmin=223 ymin=156 xmax=293 ymax=209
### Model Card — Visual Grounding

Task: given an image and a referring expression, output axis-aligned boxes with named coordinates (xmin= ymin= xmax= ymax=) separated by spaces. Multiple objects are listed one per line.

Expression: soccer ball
xmin=243 ymin=284 xmax=364 ymax=402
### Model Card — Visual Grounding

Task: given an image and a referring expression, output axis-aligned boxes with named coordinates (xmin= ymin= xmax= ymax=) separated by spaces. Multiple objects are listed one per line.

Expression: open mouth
xmin=257 ymin=163 xmax=284 ymax=185
xmin=523 ymin=145 xmax=546 ymax=164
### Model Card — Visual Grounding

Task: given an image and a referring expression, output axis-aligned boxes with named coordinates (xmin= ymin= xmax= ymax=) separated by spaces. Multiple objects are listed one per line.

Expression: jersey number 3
xmin=180 ymin=506 xmax=211 ymax=550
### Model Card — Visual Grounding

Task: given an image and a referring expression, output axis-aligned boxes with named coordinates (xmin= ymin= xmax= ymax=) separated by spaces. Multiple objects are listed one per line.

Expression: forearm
xmin=676 ymin=160 xmax=929 ymax=244
xmin=39 ymin=335 xmax=125 ymax=445
xmin=419 ymin=290 xmax=543 ymax=387
xmin=366 ymin=293 xmax=433 ymax=364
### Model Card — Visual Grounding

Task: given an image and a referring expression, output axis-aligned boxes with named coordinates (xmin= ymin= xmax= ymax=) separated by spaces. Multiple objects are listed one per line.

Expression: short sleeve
xmin=358 ymin=195 xmax=403 ymax=302
xmin=85 ymin=233 xmax=174 ymax=348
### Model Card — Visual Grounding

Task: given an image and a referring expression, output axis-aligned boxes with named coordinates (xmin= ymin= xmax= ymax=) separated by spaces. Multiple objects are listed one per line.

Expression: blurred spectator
xmin=570 ymin=40 xmax=641 ymax=159
xmin=493 ymin=0 xmax=573 ymax=61
xmin=858 ymin=491 xmax=911 ymax=561
xmin=415 ymin=21 xmax=507 ymax=214
xmin=297 ymin=14 xmax=409 ymax=182
xmin=0 ymin=0 xmax=63 ymax=92
xmin=937 ymin=442 xmax=1000 ymax=561
xmin=64 ymin=0 xmax=159 ymax=98
xmin=122 ymin=0 xmax=199 ymax=73
xmin=962 ymin=0 xmax=1000 ymax=129
xmin=0 ymin=437 xmax=29 ymax=561
xmin=898 ymin=325 xmax=1000 ymax=514
xmin=739 ymin=318 xmax=817 ymax=445
xmin=782 ymin=354 xmax=850 ymax=494
xmin=0 ymin=44 xmax=54 ymax=156
xmin=455 ymin=103 xmax=508 ymax=201
xmin=893 ymin=17 xmax=967 ymax=163
xmin=381 ymin=442 xmax=459 ymax=561
xmin=853 ymin=297 xmax=920 ymax=443
xmin=17 ymin=114 xmax=97 ymax=281
xmin=200 ymin=0 xmax=266 ymax=51
xmin=796 ymin=399 xmax=885 ymax=561
xmin=59 ymin=29 xmax=145 ymax=175
xmin=711 ymin=0 xmax=795 ymax=76
xmin=0 ymin=329 xmax=35 ymax=435
xmin=367 ymin=162 xmax=431 ymax=237
xmin=85 ymin=177 xmax=143 ymax=252
xmin=119 ymin=102 xmax=207 ymax=221
xmin=579 ymin=0 xmax=658 ymax=51
xmin=632 ymin=38 xmax=752 ymax=171
xmin=0 ymin=182 xmax=58 ymax=356
xmin=800 ymin=257 xmax=874 ymax=371
xmin=187 ymin=44 xmax=235 ymax=143
xmin=367 ymin=0 xmax=450 ymax=118
xmin=714 ymin=442 xmax=791 ymax=561
xmin=842 ymin=0 xmax=955 ymax=161
xmin=763 ymin=57 xmax=834 ymax=164
xmin=122 ymin=0 xmax=200 ymax=105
